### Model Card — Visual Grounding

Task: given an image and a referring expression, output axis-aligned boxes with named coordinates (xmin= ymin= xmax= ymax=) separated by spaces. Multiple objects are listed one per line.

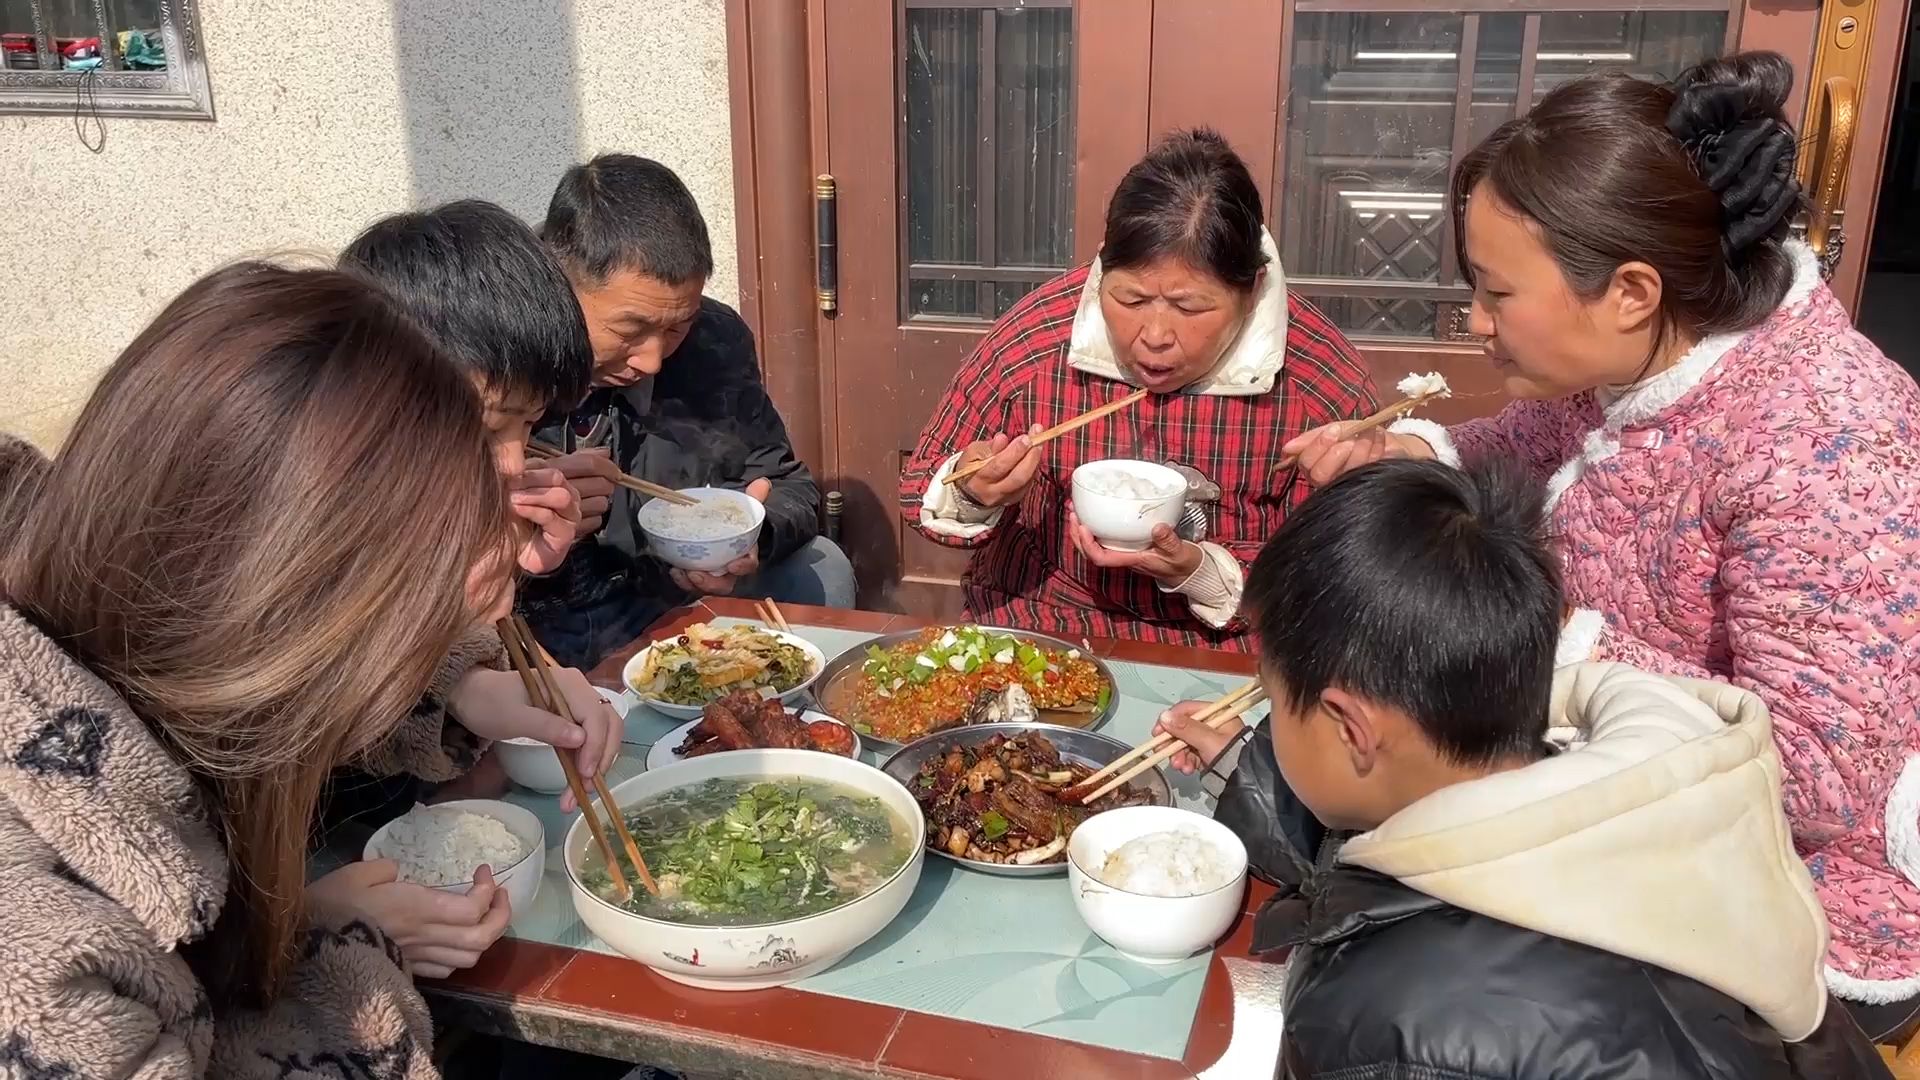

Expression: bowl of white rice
xmin=637 ymin=487 xmax=767 ymax=573
xmin=1070 ymin=460 xmax=1188 ymax=552
xmin=1067 ymin=805 xmax=1247 ymax=965
xmin=364 ymin=799 xmax=545 ymax=914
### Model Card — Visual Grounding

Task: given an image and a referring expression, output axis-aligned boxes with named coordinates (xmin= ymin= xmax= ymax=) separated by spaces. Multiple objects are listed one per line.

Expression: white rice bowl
xmin=363 ymin=799 xmax=546 ymax=913
xmin=1067 ymin=805 xmax=1247 ymax=964
xmin=369 ymin=803 xmax=528 ymax=886
xmin=1097 ymin=828 xmax=1238 ymax=897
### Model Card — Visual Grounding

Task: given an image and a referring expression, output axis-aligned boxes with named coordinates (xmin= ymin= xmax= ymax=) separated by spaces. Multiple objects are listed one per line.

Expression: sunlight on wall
xmin=0 ymin=0 xmax=735 ymax=449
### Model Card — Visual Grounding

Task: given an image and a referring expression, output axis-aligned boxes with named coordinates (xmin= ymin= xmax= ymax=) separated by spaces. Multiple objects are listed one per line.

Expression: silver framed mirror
xmin=0 ymin=0 xmax=211 ymax=119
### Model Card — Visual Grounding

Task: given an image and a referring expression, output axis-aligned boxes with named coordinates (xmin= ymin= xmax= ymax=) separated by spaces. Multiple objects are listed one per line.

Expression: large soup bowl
xmin=565 ymin=748 xmax=926 ymax=991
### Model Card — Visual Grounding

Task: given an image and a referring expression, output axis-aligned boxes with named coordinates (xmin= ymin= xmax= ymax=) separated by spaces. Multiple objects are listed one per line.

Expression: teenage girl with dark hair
xmin=901 ymin=129 xmax=1378 ymax=651
xmin=1275 ymin=51 xmax=1920 ymax=1035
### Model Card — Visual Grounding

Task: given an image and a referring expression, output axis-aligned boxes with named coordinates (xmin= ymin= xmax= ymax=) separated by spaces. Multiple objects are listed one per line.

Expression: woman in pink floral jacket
xmin=1286 ymin=52 xmax=1920 ymax=1031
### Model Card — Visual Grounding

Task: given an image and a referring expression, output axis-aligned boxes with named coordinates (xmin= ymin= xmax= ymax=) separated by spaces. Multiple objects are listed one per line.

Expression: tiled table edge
xmin=508 ymin=598 xmax=1276 ymax=1078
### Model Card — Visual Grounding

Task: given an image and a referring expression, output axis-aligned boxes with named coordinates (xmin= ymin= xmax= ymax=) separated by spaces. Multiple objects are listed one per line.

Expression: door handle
xmin=1802 ymin=75 xmax=1858 ymax=281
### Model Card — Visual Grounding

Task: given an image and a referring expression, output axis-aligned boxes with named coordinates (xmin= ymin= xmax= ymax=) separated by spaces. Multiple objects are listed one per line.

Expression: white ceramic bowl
xmin=637 ymin=487 xmax=767 ymax=572
xmin=494 ymin=738 xmax=570 ymax=794
xmin=622 ymin=630 xmax=828 ymax=721
xmin=496 ymin=687 xmax=631 ymax=794
xmin=1070 ymin=459 xmax=1188 ymax=552
xmin=565 ymin=748 xmax=925 ymax=991
xmin=1066 ymin=805 xmax=1247 ymax=965
xmin=364 ymin=799 xmax=546 ymax=914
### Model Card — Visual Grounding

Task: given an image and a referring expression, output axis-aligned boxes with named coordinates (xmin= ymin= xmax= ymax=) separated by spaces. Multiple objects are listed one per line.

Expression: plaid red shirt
xmin=900 ymin=265 xmax=1378 ymax=652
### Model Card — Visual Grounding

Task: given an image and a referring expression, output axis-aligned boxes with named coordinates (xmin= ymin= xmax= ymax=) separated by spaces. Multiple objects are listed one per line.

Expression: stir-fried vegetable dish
xmin=630 ymin=622 xmax=815 ymax=707
xmin=910 ymin=731 xmax=1153 ymax=866
xmin=582 ymin=778 xmax=912 ymax=925
xmin=838 ymin=626 xmax=1109 ymax=742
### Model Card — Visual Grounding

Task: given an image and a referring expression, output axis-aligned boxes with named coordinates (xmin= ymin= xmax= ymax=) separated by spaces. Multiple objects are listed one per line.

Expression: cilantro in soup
xmin=582 ymin=778 xmax=912 ymax=925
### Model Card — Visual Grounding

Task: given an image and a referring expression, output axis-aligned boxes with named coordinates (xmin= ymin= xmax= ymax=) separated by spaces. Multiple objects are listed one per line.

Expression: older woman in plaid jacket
xmin=901 ymin=129 xmax=1377 ymax=652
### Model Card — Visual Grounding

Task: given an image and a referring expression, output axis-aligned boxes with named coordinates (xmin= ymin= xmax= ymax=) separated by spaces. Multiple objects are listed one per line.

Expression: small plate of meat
xmin=879 ymin=723 xmax=1169 ymax=876
xmin=645 ymin=689 xmax=862 ymax=771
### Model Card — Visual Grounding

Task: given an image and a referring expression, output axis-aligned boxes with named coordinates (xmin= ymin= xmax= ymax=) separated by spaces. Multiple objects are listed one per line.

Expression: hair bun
xmin=1665 ymin=52 xmax=1800 ymax=257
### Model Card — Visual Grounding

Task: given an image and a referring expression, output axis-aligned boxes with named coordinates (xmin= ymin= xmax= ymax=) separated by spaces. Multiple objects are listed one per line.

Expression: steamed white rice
xmin=1097 ymin=828 xmax=1235 ymax=897
xmin=645 ymin=497 xmax=755 ymax=540
xmin=1080 ymin=467 xmax=1181 ymax=500
xmin=377 ymin=804 xmax=528 ymax=887
xmin=1396 ymin=371 xmax=1452 ymax=399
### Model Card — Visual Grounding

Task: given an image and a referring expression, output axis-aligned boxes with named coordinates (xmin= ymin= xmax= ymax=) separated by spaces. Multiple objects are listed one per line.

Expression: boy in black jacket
xmin=1162 ymin=459 xmax=1886 ymax=1079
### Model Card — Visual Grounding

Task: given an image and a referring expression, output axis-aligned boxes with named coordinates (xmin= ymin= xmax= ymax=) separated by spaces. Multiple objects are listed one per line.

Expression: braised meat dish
xmin=908 ymin=731 xmax=1154 ymax=865
xmin=673 ymin=690 xmax=856 ymax=758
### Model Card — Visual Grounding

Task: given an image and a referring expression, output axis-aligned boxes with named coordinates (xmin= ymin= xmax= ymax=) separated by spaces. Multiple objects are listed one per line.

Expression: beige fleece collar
xmin=1065 ymin=229 xmax=1290 ymax=397
xmin=1339 ymin=663 xmax=1830 ymax=1041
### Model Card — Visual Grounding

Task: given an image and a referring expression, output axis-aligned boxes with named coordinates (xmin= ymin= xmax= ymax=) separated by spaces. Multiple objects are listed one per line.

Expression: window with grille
xmin=0 ymin=0 xmax=211 ymax=118
xmin=1277 ymin=3 xmax=1734 ymax=342
xmin=901 ymin=1 xmax=1077 ymax=323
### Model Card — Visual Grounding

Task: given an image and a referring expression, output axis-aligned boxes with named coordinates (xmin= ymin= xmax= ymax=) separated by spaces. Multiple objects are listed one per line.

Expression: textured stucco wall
xmin=0 ymin=0 xmax=734 ymax=449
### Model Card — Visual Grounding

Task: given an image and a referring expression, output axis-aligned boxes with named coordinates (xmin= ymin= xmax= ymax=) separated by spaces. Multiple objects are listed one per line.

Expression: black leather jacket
xmin=1214 ymin=719 xmax=1891 ymax=1080
xmin=521 ymin=297 xmax=821 ymax=617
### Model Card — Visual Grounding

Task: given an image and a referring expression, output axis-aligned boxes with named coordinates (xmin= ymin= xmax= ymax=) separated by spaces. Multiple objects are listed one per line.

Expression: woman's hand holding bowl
xmin=308 ymin=860 xmax=512 ymax=979
xmin=1068 ymin=513 xmax=1203 ymax=586
xmin=956 ymin=424 xmax=1045 ymax=508
xmin=1279 ymin=423 xmax=1435 ymax=487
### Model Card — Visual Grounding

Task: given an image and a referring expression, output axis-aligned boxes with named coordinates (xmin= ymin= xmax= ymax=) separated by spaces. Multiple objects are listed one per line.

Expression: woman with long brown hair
xmin=0 ymin=262 xmax=522 ymax=1077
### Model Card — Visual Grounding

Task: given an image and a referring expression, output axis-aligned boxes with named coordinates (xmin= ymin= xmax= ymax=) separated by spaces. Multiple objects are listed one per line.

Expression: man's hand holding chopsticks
xmin=954 ymin=424 xmax=1045 ymax=508
xmin=447 ymin=666 xmax=622 ymax=812
xmin=1152 ymin=700 xmax=1248 ymax=774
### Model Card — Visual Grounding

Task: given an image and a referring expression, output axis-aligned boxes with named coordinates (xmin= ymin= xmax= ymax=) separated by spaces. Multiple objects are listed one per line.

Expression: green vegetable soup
xmin=582 ymin=778 xmax=913 ymax=926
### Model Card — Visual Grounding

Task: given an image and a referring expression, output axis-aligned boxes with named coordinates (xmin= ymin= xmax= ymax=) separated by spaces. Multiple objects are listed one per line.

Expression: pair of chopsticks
xmin=1268 ymin=386 xmax=1452 ymax=475
xmin=944 ymin=389 xmax=1150 ymax=487
xmin=755 ymin=598 xmax=791 ymax=633
xmin=494 ymin=616 xmax=658 ymax=900
xmin=526 ymin=439 xmax=699 ymax=507
xmin=1077 ymin=681 xmax=1267 ymax=805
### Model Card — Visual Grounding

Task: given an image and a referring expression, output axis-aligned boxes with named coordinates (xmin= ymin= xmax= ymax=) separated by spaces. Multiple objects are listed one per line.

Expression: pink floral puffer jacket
xmin=1404 ymin=243 xmax=1920 ymax=1003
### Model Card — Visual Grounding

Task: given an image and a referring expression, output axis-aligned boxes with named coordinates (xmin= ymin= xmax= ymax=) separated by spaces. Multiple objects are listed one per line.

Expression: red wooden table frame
xmin=423 ymin=597 xmax=1281 ymax=1079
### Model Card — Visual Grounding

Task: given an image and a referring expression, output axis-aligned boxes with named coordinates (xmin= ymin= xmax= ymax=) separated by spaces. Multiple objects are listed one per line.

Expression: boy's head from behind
xmin=339 ymin=199 xmax=592 ymax=468
xmin=1246 ymin=458 xmax=1560 ymax=830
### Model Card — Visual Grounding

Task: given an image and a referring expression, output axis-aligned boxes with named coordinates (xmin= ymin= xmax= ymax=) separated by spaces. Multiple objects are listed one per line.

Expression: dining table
xmin=415 ymin=596 xmax=1286 ymax=1079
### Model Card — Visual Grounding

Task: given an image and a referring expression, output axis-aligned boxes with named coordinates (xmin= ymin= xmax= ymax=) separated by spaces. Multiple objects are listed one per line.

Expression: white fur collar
xmin=1596 ymin=240 xmax=1821 ymax=429
xmin=1065 ymin=229 xmax=1289 ymax=397
xmin=1543 ymin=240 xmax=1822 ymax=511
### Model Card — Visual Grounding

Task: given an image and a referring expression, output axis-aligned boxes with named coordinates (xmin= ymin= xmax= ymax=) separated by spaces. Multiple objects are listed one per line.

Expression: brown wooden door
xmin=805 ymin=0 xmax=1906 ymax=615
xmin=821 ymin=0 xmax=1115 ymax=616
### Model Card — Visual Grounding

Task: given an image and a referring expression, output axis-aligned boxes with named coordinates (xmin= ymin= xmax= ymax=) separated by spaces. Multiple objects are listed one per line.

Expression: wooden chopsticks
xmin=526 ymin=440 xmax=700 ymax=507
xmin=945 ymin=389 xmax=1150 ymax=487
xmin=495 ymin=616 xmax=658 ymax=899
xmin=1341 ymin=388 xmax=1449 ymax=438
xmin=755 ymin=598 xmax=791 ymax=633
xmin=1077 ymin=681 xmax=1267 ymax=806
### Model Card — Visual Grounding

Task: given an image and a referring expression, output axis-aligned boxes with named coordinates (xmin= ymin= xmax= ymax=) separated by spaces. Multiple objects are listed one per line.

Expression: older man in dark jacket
xmin=521 ymin=155 xmax=854 ymax=667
